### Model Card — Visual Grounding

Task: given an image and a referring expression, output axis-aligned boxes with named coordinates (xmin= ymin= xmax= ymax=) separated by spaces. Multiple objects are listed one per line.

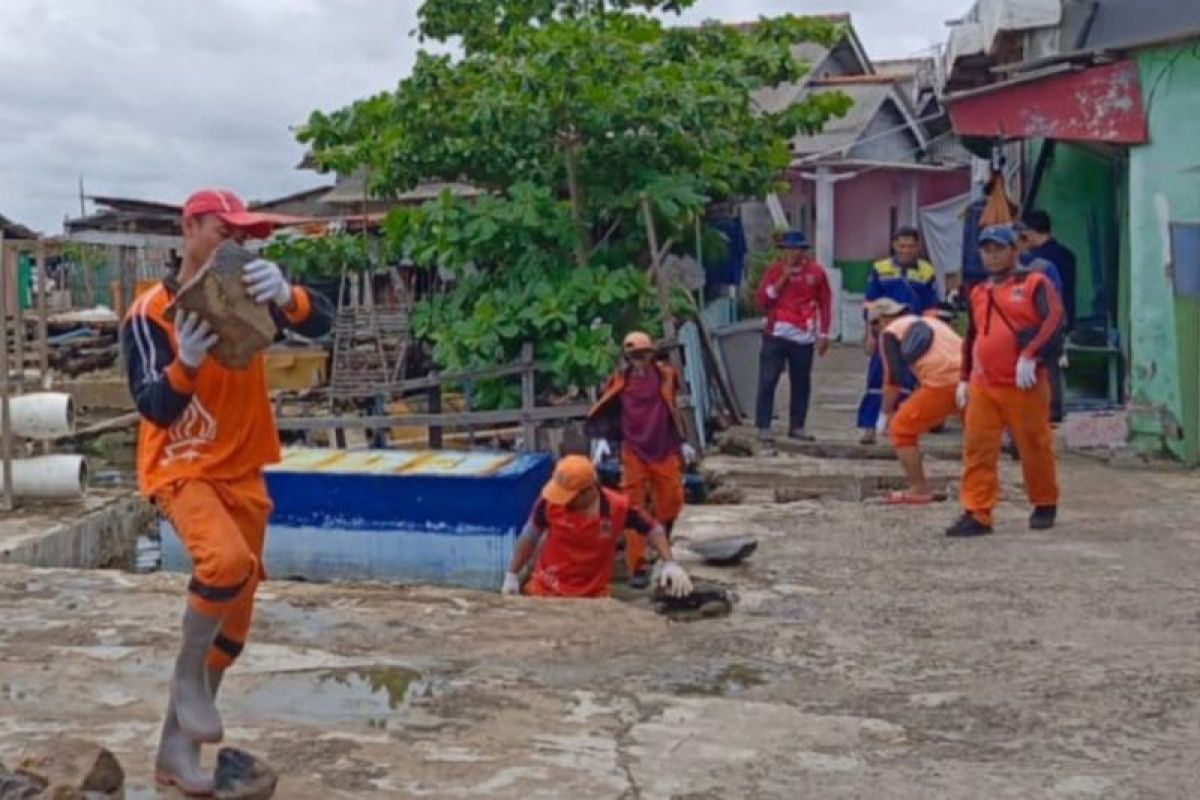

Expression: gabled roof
xmin=0 ymin=213 xmax=38 ymax=240
xmin=87 ymin=195 xmax=181 ymax=216
xmin=722 ymin=12 xmax=873 ymax=84
xmin=321 ymin=170 xmax=481 ymax=206
xmin=250 ymin=185 xmax=334 ymax=210
xmin=790 ymin=81 xmax=928 ymax=163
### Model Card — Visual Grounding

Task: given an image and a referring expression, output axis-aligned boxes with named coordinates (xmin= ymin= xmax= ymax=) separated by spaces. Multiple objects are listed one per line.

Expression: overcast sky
xmin=0 ymin=0 xmax=967 ymax=234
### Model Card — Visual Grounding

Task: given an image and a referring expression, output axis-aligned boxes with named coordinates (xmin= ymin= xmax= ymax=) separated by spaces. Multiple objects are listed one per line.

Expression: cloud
xmin=0 ymin=0 xmax=965 ymax=233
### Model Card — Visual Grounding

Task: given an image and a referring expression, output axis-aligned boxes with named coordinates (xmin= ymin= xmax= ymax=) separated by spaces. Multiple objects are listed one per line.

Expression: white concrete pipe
xmin=7 ymin=455 xmax=89 ymax=499
xmin=9 ymin=393 xmax=75 ymax=439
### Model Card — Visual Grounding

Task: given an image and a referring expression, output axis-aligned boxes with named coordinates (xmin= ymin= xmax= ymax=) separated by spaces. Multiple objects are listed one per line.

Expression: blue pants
xmin=856 ymin=346 xmax=915 ymax=429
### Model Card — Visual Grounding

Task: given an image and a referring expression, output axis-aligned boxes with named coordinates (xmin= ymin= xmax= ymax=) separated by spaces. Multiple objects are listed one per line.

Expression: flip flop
xmin=879 ymin=491 xmax=936 ymax=506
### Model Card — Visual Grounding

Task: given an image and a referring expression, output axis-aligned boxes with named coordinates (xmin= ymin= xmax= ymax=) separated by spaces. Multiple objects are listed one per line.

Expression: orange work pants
xmin=156 ymin=473 xmax=273 ymax=670
xmin=960 ymin=381 xmax=1059 ymax=526
xmin=889 ymin=384 xmax=960 ymax=449
xmin=621 ymin=448 xmax=684 ymax=576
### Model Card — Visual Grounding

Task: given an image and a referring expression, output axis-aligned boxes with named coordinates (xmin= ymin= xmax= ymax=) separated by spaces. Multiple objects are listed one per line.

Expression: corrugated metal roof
xmin=1062 ymin=0 xmax=1200 ymax=53
xmin=789 ymin=83 xmax=893 ymax=156
xmin=269 ymin=447 xmax=521 ymax=478
xmin=321 ymin=170 xmax=481 ymax=206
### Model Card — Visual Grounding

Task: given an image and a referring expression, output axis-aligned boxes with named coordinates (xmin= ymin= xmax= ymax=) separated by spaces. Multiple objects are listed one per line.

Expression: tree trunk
xmin=562 ymin=137 xmax=590 ymax=269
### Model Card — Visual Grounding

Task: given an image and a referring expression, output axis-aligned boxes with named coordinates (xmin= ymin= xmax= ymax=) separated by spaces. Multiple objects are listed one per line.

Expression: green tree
xmin=298 ymin=0 xmax=850 ymax=403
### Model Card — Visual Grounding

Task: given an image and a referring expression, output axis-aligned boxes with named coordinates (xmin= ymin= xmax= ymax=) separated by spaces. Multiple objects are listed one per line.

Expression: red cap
xmin=182 ymin=188 xmax=290 ymax=240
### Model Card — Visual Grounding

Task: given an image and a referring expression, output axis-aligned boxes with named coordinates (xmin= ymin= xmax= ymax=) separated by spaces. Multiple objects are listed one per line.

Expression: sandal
xmin=880 ymin=490 xmax=936 ymax=506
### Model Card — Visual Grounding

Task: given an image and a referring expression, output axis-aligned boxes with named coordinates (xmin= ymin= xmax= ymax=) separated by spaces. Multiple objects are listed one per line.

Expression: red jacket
xmin=755 ymin=258 xmax=832 ymax=339
xmin=962 ymin=270 xmax=1064 ymax=387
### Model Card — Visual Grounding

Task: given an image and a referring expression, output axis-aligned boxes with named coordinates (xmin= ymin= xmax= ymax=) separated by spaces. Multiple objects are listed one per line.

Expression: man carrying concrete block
xmin=121 ymin=189 xmax=332 ymax=795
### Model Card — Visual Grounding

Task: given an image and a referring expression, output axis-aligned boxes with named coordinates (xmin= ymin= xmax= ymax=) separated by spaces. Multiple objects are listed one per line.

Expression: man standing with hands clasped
xmin=947 ymin=225 xmax=1064 ymax=538
xmin=753 ymin=230 xmax=832 ymax=443
xmin=122 ymin=189 xmax=332 ymax=794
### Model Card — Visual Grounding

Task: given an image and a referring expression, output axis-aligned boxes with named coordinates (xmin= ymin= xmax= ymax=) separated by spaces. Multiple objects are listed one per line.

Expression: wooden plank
xmin=392 ymin=360 xmax=535 ymax=393
xmin=277 ymin=403 xmax=591 ymax=433
xmin=693 ymin=312 xmax=741 ymax=425
xmin=0 ymin=232 xmax=13 ymax=511
xmin=519 ymin=343 xmax=536 ymax=452
xmin=55 ymin=411 xmax=139 ymax=442
xmin=427 ymin=385 xmax=443 ymax=449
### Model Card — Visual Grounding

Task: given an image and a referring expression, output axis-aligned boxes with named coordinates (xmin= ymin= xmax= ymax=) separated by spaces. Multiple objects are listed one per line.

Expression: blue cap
xmin=978 ymin=225 xmax=1016 ymax=247
xmin=778 ymin=230 xmax=810 ymax=250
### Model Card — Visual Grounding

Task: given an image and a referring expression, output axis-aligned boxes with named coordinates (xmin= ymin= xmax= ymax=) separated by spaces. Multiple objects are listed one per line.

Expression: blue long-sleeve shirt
xmin=864 ymin=258 xmax=939 ymax=316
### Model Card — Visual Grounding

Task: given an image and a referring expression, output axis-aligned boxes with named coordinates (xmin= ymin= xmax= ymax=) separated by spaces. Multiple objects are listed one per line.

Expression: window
xmin=1170 ymin=221 xmax=1200 ymax=298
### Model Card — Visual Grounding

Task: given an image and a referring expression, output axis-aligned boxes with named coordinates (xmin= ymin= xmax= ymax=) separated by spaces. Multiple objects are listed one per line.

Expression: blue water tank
xmin=161 ymin=448 xmax=553 ymax=590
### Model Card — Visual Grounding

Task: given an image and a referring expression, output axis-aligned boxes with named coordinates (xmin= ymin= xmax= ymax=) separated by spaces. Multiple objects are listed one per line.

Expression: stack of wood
xmin=44 ymin=319 xmax=120 ymax=378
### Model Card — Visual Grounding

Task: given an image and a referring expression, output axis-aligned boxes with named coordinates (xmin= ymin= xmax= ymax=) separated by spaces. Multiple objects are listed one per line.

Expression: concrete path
xmin=0 ymin=346 xmax=1196 ymax=798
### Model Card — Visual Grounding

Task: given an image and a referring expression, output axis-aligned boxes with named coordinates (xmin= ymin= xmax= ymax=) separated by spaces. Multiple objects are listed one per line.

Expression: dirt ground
xmin=1 ymin=346 xmax=1198 ymax=799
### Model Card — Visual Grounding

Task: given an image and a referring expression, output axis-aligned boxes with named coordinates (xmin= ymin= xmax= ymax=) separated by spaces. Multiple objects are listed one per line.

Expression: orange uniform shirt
xmin=122 ymin=280 xmax=331 ymax=497
xmin=962 ymin=270 xmax=1064 ymax=388
xmin=881 ymin=314 xmax=962 ymax=390
xmin=525 ymin=488 xmax=658 ymax=598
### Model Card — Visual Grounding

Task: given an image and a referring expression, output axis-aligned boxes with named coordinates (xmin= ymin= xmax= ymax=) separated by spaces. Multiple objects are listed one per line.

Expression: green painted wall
xmin=1029 ymin=141 xmax=1119 ymax=322
xmin=836 ymin=259 xmax=873 ymax=293
xmin=1128 ymin=43 xmax=1200 ymax=464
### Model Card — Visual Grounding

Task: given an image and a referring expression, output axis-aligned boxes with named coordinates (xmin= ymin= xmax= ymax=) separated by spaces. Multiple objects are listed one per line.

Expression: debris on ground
xmin=653 ymin=580 xmax=735 ymax=620
xmin=0 ymin=762 xmax=46 ymax=799
xmin=714 ymin=430 xmax=758 ymax=457
xmin=214 ymin=748 xmax=278 ymax=800
xmin=6 ymin=738 xmax=124 ymax=799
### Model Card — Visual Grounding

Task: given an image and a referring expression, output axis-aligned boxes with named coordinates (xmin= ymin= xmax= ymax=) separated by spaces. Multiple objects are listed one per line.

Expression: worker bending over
xmin=858 ymin=227 xmax=939 ymax=444
xmin=586 ymin=332 xmax=694 ymax=588
xmin=502 ymin=456 xmax=693 ymax=599
xmin=869 ymin=298 xmax=963 ymax=505
xmin=947 ymin=225 xmax=1064 ymax=538
xmin=122 ymin=189 xmax=332 ymax=794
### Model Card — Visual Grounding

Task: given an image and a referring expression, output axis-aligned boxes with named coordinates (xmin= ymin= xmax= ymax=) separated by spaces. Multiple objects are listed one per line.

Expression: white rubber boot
xmin=172 ymin=607 xmax=225 ymax=743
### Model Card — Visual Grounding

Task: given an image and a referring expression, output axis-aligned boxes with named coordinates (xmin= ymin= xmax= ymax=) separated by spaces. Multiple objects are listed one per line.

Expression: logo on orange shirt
xmin=162 ymin=398 xmax=218 ymax=465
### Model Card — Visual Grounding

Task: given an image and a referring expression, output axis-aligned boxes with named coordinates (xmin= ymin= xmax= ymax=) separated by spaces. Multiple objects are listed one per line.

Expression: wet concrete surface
xmin=1 ymin=346 xmax=1197 ymax=798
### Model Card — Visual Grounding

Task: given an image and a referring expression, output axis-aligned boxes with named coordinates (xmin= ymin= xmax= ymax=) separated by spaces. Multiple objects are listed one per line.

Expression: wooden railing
xmin=276 ymin=343 xmax=591 ymax=451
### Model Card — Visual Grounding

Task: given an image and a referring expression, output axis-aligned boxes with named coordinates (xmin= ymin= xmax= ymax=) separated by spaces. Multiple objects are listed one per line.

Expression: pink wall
xmin=782 ymin=168 xmax=969 ymax=263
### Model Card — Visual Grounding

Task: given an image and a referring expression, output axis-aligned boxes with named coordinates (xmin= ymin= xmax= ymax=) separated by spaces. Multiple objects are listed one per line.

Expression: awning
xmin=945 ymin=59 xmax=1148 ymax=145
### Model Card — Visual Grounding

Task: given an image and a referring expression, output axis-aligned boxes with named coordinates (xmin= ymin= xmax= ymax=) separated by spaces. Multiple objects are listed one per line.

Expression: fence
xmin=275 ymin=343 xmax=590 ymax=451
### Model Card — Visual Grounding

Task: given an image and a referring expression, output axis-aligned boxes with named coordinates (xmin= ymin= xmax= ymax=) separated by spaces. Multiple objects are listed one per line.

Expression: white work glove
xmin=591 ymin=439 xmax=613 ymax=465
xmin=501 ymin=571 xmax=520 ymax=596
xmin=174 ymin=311 xmax=218 ymax=369
xmin=955 ymin=381 xmax=969 ymax=410
xmin=656 ymin=561 xmax=693 ymax=598
xmin=1015 ymin=356 xmax=1038 ymax=390
xmin=243 ymin=259 xmax=292 ymax=306
xmin=875 ymin=414 xmax=890 ymax=437
xmin=1058 ymin=353 xmax=1069 ymax=369
xmin=681 ymin=443 xmax=698 ymax=465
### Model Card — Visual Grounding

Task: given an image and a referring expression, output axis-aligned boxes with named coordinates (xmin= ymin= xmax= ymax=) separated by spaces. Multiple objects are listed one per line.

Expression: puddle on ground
xmin=671 ymin=662 xmax=768 ymax=697
xmin=235 ymin=666 xmax=431 ymax=729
